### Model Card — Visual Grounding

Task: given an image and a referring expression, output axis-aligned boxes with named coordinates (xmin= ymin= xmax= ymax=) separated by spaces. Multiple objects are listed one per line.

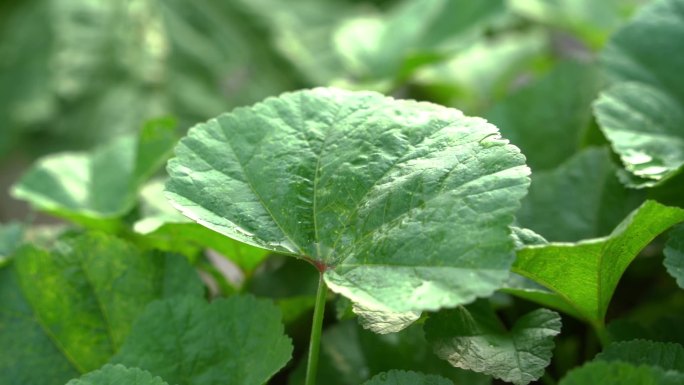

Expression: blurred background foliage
xmin=6 ymin=1 xmax=684 ymax=384
xmin=0 ymin=0 xmax=647 ymax=175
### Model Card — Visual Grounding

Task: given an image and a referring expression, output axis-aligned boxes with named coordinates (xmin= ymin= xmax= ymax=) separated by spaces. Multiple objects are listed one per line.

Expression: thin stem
xmin=305 ymin=272 xmax=327 ymax=385
xmin=591 ymin=320 xmax=610 ymax=348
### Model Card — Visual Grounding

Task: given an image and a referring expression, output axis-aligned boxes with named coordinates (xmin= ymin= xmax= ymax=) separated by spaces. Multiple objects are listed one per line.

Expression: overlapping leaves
xmin=165 ymin=87 xmax=530 ymax=325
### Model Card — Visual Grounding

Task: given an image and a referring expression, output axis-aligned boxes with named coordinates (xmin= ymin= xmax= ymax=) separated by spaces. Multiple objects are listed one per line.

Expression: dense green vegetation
xmin=2 ymin=0 xmax=684 ymax=384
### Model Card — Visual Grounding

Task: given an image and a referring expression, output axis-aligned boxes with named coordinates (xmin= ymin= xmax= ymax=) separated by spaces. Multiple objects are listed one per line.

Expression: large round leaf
xmin=166 ymin=88 xmax=530 ymax=317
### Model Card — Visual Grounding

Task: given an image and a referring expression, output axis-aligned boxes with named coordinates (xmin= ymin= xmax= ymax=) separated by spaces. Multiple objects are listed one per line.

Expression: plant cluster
xmin=1 ymin=0 xmax=684 ymax=384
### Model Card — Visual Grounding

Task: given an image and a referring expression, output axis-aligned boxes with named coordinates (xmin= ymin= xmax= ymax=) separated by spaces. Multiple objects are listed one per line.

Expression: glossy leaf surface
xmin=65 ymin=365 xmax=168 ymax=385
xmin=425 ymin=301 xmax=561 ymax=385
xmin=166 ymin=88 xmax=530 ymax=318
xmin=112 ymin=295 xmax=293 ymax=385
xmin=514 ymin=200 xmax=684 ymax=323
xmin=0 ymin=233 xmax=203 ymax=385
xmin=595 ymin=0 xmax=684 ymax=187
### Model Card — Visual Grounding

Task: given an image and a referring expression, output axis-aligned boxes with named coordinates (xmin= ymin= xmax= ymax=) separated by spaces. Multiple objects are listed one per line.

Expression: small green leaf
xmin=596 ymin=340 xmax=684 ymax=372
xmin=514 ymin=200 xmax=684 ymax=323
xmin=486 ymin=61 xmax=601 ymax=172
xmin=425 ymin=301 xmax=561 ymax=385
xmin=362 ymin=370 xmax=454 ymax=385
xmin=0 ymin=233 xmax=203 ymax=385
xmin=166 ymin=88 xmax=530 ymax=323
xmin=112 ymin=295 xmax=292 ymax=385
xmin=11 ymin=119 xmax=177 ymax=229
xmin=595 ymin=0 xmax=684 ymax=187
xmin=559 ymin=361 xmax=684 ymax=385
xmin=665 ymin=224 xmax=684 ymax=289
xmin=65 ymin=364 xmax=169 ymax=385
xmin=517 ymin=147 xmax=645 ymax=242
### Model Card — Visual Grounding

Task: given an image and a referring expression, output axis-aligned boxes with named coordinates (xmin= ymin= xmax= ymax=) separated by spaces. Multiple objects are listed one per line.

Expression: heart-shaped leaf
xmin=112 ymin=295 xmax=293 ymax=385
xmin=594 ymin=0 xmax=684 ymax=187
xmin=0 ymin=232 xmax=203 ymax=385
xmin=425 ymin=301 xmax=561 ymax=385
xmin=65 ymin=365 xmax=168 ymax=385
xmin=513 ymin=200 xmax=684 ymax=324
xmin=165 ymin=87 xmax=530 ymax=323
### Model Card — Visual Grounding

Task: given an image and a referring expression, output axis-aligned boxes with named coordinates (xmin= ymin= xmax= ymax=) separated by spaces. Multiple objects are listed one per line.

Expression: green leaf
xmin=513 ymin=200 xmax=684 ymax=323
xmin=425 ymin=301 xmax=561 ymax=385
xmin=135 ymin=179 xmax=270 ymax=272
xmin=362 ymin=370 xmax=454 ymax=385
xmin=596 ymin=340 xmax=684 ymax=372
xmin=65 ymin=364 xmax=169 ymax=385
xmin=501 ymin=274 xmax=583 ymax=320
xmin=486 ymin=61 xmax=601 ymax=171
xmin=166 ymin=87 xmax=530 ymax=323
xmin=594 ymin=83 xmax=684 ymax=188
xmin=559 ymin=361 xmax=684 ymax=385
xmin=0 ymin=232 xmax=203 ymax=385
xmin=112 ymin=295 xmax=292 ymax=385
xmin=516 ymin=147 xmax=645 ymax=242
xmin=665 ymin=224 xmax=684 ymax=288
xmin=594 ymin=0 xmax=684 ymax=187
xmin=11 ymin=119 xmax=177 ymax=230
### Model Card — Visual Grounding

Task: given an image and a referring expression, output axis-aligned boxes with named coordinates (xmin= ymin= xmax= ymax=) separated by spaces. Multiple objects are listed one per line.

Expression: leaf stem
xmin=305 ymin=272 xmax=327 ymax=385
xmin=591 ymin=320 xmax=610 ymax=348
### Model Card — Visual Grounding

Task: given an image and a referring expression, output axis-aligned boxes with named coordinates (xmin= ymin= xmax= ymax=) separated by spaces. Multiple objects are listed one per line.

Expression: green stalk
xmin=305 ymin=272 xmax=327 ymax=385
xmin=591 ymin=320 xmax=610 ymax=348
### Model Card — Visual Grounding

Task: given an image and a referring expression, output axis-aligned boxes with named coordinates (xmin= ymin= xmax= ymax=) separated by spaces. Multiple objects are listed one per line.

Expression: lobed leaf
xmin=112 ymin=295 xmax=293 ymax=385
xmin=424 ymin=301 xmax=561 ymax=385
xmin=166 ymin=87 xmax=530 ymax=324
xmin=513 ymin=200 xmax=684 ymax=323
